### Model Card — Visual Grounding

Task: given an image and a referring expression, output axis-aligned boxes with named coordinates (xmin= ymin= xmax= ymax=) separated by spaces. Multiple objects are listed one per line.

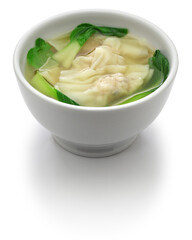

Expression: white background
xmin=1 ymin=1 xmax=192 ymax=239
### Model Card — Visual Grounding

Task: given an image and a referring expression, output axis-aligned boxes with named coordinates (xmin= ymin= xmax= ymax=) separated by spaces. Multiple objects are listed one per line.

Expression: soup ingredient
xmin=26 ymin=38 xmax=76 ymax=104
xmin=56 ymin=50 xmax=153 ymax=106
xmin=149 ymin=49 xmax=169 ymax=80
xmin=54 ymin=33 xmax=155 ymax=107
xmin=53 ymin=23 xmax=128 ymax=68
xmin=39 ymin=58 xmax=60 ymax=85
xmin=27 ymin=38 xmax=54 ymax=69
xmin=118 ymin=50 xmax=169 ymax=104
xmin=29 ymin=72 xmax=79 ymax=105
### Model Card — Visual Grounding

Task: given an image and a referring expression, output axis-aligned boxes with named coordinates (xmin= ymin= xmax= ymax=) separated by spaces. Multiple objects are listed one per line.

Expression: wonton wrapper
xmin=54 ymin=33 xmax=154 ymax=107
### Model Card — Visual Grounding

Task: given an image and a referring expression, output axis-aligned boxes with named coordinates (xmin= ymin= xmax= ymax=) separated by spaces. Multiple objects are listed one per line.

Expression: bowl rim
xmin=13 ymin=9 xmax=179 ymax=112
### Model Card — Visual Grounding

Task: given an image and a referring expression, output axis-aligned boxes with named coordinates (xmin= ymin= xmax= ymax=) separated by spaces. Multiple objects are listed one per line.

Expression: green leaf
xmin=149 ymin=49 xmax=169 ymax=81
xmin=118 ymin=50 xmax=169 ymax=105
xmin=75 ymin=27 xmax=97 ymax=46
xmin=70 ymin=23 xmax=128 ymax=46
xmin=70 ymin=23 xmax=94 ymax=42
xmin=95 ymin=25 xmax=128 ymax=37
xmin=27 ymin=38 xmax=54 ymax=69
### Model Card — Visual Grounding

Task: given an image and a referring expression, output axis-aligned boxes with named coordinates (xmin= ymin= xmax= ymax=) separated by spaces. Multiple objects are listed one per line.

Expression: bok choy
xmin=53 ymin=23 xmax=128 ymax=68
xmin=118 ymin=50 xmax=169 ymax=105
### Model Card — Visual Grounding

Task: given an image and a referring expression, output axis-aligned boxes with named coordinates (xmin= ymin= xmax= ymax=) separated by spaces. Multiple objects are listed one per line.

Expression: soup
xmin=25 ymin=23 xmax=169 ymax=107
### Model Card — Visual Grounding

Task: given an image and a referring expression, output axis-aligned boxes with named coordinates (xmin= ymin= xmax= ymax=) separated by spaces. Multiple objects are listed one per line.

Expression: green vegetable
xmin=53 ymin=23 xmax=128 ymax=68
xmin=52 ymin=41 xmax=81 ymax=69
xmin=27 ymin=38 xmax=54 ymax=69
xmin=27 ymin=38 xmax=79 ymax=105
xmin=29 ymin=72 xmax=79 ymax=105
xmin=149 ymin=49 xmax=169 ymax=80
xmin=70 ymin=23 xmax=97 ymax=46
xmin=70 ymin=23 xmax=128 ymax=44
xmin=94 ymin=25 xmax=128 ymax=37
xmin=118 ymin=50 xmax=169 ymax=105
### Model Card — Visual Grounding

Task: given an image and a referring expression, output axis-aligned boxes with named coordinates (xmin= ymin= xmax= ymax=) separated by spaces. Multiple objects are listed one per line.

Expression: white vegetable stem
xmin=53 ymin=41 xmax=81 ymax=68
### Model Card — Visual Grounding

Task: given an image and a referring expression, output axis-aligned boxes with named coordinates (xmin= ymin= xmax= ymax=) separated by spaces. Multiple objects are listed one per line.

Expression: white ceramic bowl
xmin=13 ymin=10 xmax=178 ymax=157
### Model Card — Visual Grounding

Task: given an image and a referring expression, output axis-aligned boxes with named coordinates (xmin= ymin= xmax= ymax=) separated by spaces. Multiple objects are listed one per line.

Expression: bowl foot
xmin=52 ymin=135 xmax=137 ymax=158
